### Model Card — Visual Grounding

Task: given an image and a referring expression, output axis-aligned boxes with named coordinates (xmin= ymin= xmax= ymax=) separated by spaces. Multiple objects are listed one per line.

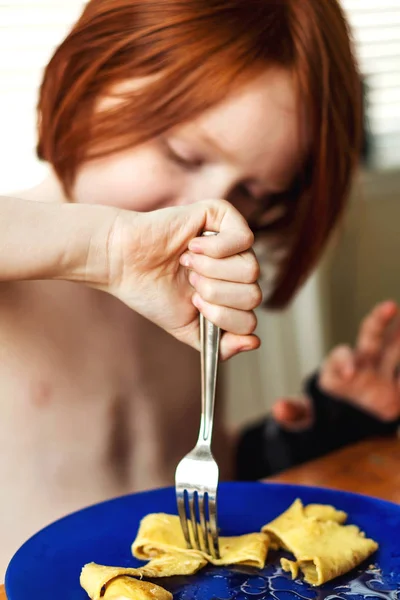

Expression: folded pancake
xmin=82 ymin=500 xmax=378 ymax=592
xmin=262 ymin=499 xmax=378 ymax=586
xmin=262 ymin=498 xmax=347 ymax=550
xmin=279 ymin=519 xmax=378 ymax=586
xmin=132 ymin=513 xmax=269 ymax=574
xmin=304 ymin=503 xmax=347 ymax=524
xmin=139 ymin=551 xmax=208 ymax=577
xmin=80 ymin=563 xmax=172 ymax=600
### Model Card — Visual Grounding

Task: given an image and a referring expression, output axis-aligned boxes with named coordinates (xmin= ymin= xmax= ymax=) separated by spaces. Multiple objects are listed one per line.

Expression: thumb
xmin=185 ymin=199 xmax=255 ymax=258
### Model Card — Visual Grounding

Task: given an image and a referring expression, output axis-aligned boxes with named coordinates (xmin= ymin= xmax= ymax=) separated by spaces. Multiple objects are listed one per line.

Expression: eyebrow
xmin=195 ymin=127 xmax=294 ymax=195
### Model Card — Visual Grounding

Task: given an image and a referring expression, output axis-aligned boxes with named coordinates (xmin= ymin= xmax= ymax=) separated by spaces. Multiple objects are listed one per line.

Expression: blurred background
xmin=0 ymin=0 xmax=399 ymax=427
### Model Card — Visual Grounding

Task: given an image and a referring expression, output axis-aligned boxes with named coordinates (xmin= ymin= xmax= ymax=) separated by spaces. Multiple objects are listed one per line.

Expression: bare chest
xmin=0 ymin=281 xmax=201 ymax=484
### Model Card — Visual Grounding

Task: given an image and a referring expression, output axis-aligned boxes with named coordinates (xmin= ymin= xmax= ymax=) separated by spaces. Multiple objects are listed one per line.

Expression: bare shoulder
xmin=5 ymin=170 xmax=66 ymax=204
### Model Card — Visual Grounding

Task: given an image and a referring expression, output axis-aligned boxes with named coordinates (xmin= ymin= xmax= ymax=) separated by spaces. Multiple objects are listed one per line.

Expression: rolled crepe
xmin=263 ymin=499 xmax=378 ymax=585
xmin=132 ymin=513 xmax=269 ymax=574
xmin=104 ymin=577 xmax=172 ymax=600
xmin=80 ymin=563 xmax=172 ymax=600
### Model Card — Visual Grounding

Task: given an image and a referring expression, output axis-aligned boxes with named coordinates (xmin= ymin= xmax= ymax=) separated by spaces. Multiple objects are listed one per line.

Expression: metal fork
xmin=175 ymin=233 xmax=221 ymax=559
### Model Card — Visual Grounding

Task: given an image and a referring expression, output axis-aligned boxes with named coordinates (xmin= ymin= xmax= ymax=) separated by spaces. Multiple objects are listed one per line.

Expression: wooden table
xmin=1 ymin=436 xmax=398 ymax=598
xmin=267 ymin=435 xmax=400 ymax=502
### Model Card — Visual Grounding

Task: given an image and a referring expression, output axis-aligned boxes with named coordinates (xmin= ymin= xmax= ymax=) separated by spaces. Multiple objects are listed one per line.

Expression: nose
xmin=175 ymin=169 xmax=237 ymax=207
xmin=175 ymin=171 xmax=257 ymax=223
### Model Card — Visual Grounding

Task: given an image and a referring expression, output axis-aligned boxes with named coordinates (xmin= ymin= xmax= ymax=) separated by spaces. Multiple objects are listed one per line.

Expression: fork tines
xmin=176 ymin=486 xmax=220 ymax=559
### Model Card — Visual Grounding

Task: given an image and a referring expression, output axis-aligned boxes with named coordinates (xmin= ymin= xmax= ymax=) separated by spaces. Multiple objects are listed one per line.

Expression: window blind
xmin=341 ymin=0 xmax=400 ymax=169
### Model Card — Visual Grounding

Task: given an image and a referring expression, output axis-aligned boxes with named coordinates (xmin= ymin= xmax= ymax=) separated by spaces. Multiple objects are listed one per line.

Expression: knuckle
xmin=245 ymin=256 xmax=260 ymax=283
xmin=233 ymin=229 xmax=255 ymax=255
xmin=201 ymin=279 xmax=216 ymax=303
xmin=242 ymin=228 xmax=255 ymax=249
xmin=207 ymin=302 xmax=223 ymax=325
xmin=248 ymin=284 xmax=263 ymax=310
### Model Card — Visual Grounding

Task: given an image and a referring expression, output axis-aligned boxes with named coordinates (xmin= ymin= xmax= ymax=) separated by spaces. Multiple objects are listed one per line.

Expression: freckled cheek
xmin=73 ymin=157 xmax=180 ymax=212
xmin=73 ymin=168 xmax=153 ymax=211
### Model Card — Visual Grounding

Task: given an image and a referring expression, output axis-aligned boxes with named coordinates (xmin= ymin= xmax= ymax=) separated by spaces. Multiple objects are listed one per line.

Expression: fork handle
xmin=199 ymin=231 xmax=221 ymax=445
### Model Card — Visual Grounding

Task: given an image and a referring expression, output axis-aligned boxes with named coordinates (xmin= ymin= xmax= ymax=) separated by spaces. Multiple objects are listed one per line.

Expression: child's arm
xmin=0 ymin=196 xmax=116 ymax=285
xmin=0 ymin=195 xmax=261 ymax=359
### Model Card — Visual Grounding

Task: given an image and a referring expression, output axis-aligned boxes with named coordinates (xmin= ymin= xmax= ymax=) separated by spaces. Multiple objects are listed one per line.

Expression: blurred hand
xmin=319 ymin=300 xmax=400 ymax=421
xmin=272 ymin=300 xmax=400 ymax=430
xmin=271 ymin=395 xmax=313 ymax=432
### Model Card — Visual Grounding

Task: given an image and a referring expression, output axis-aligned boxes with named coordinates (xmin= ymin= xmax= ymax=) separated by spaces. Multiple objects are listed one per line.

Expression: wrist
xmin=54 ymin=203 xmax=122 ymax=287
xmin=0 ymin=196 xmax=121 ymax=287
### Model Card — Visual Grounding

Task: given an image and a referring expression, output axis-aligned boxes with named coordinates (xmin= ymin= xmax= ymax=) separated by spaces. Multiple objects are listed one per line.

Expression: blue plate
xmin=5 ymin=482 xmax=400 ymax=600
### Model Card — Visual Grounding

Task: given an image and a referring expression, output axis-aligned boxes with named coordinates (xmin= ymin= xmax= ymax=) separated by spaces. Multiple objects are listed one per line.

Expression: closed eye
xmin=163 ymin=140 xmax=204 ymax=170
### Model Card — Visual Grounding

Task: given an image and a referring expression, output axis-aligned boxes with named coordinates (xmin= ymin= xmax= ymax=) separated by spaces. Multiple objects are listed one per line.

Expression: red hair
xmin=37 ymin=0 xmax=362 ymax=308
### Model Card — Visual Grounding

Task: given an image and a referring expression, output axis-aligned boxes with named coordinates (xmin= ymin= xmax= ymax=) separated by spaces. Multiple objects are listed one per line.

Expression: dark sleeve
xmin=235 ymin=372 xmax=399 ymax=481
xmin=305 ymin=372 xmax=399 ymax=449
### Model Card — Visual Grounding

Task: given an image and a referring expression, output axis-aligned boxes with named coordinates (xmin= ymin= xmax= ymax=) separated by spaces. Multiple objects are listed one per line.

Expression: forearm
xmin=0 ymin=196 xmax=118 ymax=285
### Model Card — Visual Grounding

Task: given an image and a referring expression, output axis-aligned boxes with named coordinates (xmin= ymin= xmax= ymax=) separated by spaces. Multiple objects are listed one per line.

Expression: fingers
xmin=181 ymin=249 xmax=260 ymax=284
xmin=192 ymin=293 xmax=257 ymax=335
xmin=271 ymin=397 xmax=314 ymax=432
xmin=317 ymin=303 xmax=400 ymax=423
xmin=356 ymin=300 xmax=398 ymax=359
xmin=319 ymin=345 xmax=355 ymax=395
xmin=188 ymin=230 xmax=255 ymax=258
xmin=188 ymin=271 xmax=262 ymax=311
xmin=176 ymin=201 xmax=262 ymax=355
xmin=319 ymin=343 xmax=400 ymax=422
xmin=362 ymin=382 xmax=400 ymax=421
xmin=170 ymin=319 xmax=260 ymax=361
xmin=219 ymin=332 xmax=261 ymax=361
xmin=192 ymin=199 xmax=255 ymax=257
xmin=380 ymin=328 xmax=400 ymax=380
xmin=180 ymin=245 xmax=262 ymax=339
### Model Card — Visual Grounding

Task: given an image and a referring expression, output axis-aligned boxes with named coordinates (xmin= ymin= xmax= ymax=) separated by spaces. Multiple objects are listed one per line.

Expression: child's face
xmin=73 ymin=69 xmax=308 ymax=223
